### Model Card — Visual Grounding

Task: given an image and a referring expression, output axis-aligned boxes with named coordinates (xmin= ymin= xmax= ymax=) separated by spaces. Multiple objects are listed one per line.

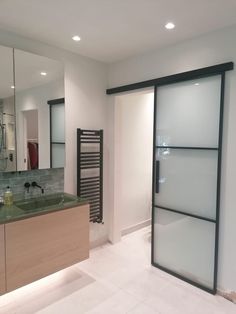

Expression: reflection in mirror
xmin=15 ymin=49 xmax=64 ymax=171
xmin=48 ymin=98 xmax=65 ymax=168
xmin=23 ymin=109 xmax=39 ymax=170
xmin=0 ymin=46 xmax=16 ymax=172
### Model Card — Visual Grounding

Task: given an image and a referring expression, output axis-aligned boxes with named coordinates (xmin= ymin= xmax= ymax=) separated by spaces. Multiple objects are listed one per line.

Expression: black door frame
xmin=152 ymin=73 xmax=224 ymax=295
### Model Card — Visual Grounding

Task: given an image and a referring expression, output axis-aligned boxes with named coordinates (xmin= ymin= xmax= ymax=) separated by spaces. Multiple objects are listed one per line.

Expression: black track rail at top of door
xmin=156 ymin=146 xmax=218 ymax=150
xmin=106 ymin=62 xmax=233 ymax=95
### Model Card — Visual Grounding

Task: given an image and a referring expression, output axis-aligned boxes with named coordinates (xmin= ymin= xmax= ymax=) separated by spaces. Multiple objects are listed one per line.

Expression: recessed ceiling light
xmin=11 ymin=85 xmax=15 ymax=89
xmin=40 ymin=72 xmax=47 ymax=76
xmin=195 ymin=83 xmax=200 ymax=86
xmin=72 ymin=35 xmax=81 ymax=42
xmin=165 ymin=22 xmax=175 ymax=30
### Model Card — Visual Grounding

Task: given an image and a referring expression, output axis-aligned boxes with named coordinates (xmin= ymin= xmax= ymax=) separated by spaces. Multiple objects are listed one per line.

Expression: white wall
xmin=0 ymin=29 xmax=109 ymax=245
xmin=108 ymin=25 xmax=236 ymax=292
xmin=115 ymin=90 xmax=153 ymax=232
xmin=25 ymin=110 xmax=38 ymax=140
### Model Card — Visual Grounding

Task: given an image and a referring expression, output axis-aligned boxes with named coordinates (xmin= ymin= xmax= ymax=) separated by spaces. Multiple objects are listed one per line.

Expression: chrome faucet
xmin=31 ymin=181 xmax=44 ymax=194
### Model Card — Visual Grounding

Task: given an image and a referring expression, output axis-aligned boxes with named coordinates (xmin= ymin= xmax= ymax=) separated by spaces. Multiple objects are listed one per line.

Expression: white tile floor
xmin=0 ymin=226 xmax=235 ymax=314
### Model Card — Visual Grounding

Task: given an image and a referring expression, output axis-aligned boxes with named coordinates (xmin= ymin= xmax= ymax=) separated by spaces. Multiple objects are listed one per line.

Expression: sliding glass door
xmin=152 ymin=74 xmax=224 ymax=293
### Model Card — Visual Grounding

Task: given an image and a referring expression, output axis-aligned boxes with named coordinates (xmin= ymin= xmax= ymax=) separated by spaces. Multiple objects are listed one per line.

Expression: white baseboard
xmin=121 ymin=219 xmax=151 ymax=236
xmin=90 ymin=236 xmax=109 ymax=249
xmin=217 ymin=289 xmax=236 ymax=304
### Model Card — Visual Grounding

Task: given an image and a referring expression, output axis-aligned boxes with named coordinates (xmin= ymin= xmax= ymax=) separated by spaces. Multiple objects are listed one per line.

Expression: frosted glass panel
xmin=52 ymin=144 xmax=64 ymax=168
xmin=154 ymin=208 xmax=215 ymax=289
xmin=51 ymin=103 xmax=65 ymax=142
xmin=156 ymin=76 xmax=221 ymax=147
xmin=155 ymin=149 xmax=218 ymax=219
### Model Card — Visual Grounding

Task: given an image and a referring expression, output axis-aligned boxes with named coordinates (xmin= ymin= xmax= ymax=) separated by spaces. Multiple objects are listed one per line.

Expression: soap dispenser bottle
xmin=4 ymin=186 xmax=13 ymax=206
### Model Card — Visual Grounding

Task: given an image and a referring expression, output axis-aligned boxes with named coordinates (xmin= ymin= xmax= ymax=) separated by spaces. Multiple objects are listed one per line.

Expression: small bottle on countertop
xmin=4 ymin=186 xmax=13 ymax=206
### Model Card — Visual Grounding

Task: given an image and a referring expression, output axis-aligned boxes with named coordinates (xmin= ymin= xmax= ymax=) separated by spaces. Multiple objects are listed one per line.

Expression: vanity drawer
xmin=5 ymin=204 xmax=89 ymax=292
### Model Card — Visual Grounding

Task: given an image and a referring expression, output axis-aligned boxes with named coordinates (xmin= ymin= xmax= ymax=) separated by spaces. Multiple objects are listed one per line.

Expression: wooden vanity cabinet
xmin=0 ymin=224 xmax=6 ymax=295
xmin=5 ymin=204 xmax=89 ymax=292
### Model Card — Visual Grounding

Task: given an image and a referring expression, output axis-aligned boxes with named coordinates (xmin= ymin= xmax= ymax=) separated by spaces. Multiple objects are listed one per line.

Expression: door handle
xmin=155 ymin=160 xmax=160 ymax=193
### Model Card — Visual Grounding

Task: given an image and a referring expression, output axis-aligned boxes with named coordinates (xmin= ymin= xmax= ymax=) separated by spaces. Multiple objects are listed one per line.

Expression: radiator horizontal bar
xmin=80 ymin=157 xmax=100 ymax=161
xmin=81 ymin=130 xmax=101 ymax=134
xmin=81 ymin=182 xmax=100 ymax=186
xmin=80 ymin=152 xmax=101 ymax=155
xmin=81 ymin=180 xmax=100 ymax=187
xmin=80 ymin=184 xmax=100 ymax=190
xmin=81 ymin=136 xmax=100 ymax=140
xmin=87 ymin=196 xmax=100 ymax=200
xmin=81 ymin=196 xmax=100 ymax=201
xmin=80 ymin=192 xmax=100 ymax=197
xmin=90 ymin=214 xmax=101 ymax=218
xmin=80 ymin=159 xmax=101 ymax=163
xmin=81 ymin=141 xmax=101 ymax=144
xmin=87 ymin=198 xmax=100 ymax=202
xmin=81 ymin=176 xmax=100 ymax=180
xmin=80 ymin=162 xmax=100 ymax=167
xmin=80 ymin=183 xmax=100 ymax=188
xmin=80 ymin=191 xmax=100 ymax=196
xmin=81 ymin=165 xmax=100 ymax=169
xmin=90 ymin=205 xmax=100 ymax=209
xmin=90 ymin=211 xmax=101 ymax=215
xmin=90 ymin=210 xmax=101 ymax=215
xmin=80 ymin=185 xmax=100 ymax=193
xmin=90 ymin=208 xmax=101 ymax=212
xmin=81 ymin=181 xmax=100 ymax=185
xmin=89 ymin=199 xmax=101 ymax=204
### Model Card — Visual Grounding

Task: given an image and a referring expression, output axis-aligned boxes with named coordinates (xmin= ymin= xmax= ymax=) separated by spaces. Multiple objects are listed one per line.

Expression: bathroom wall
xmin=0 ymin=29 xmax=108 ymax=245
xmin=108 ymin=24 xmax=236 ymax=292
xmin=115 ymin=90 xmax=153 ymax=234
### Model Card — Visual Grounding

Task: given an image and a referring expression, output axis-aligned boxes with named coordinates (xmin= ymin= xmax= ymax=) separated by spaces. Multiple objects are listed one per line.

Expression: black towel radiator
xmin=77 ymin=128 xmax=103 ymax=223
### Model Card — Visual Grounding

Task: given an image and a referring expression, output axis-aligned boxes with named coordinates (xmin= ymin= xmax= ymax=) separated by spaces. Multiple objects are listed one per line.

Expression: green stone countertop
xmin=0 ymin=192 xmax=88 ymax=225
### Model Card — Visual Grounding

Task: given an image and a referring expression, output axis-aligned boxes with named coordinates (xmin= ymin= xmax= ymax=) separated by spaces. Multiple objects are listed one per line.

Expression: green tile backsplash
xmin=0 ymin=168 xmax=64 ymax=200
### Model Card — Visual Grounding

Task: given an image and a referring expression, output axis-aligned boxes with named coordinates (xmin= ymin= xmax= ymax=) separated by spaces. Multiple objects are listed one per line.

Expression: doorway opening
xmin=114 ymin=88 xmax=154 ymax=239
xmin=23 ymin=109 xmax=39 ymax=170
xmin=108 ymin=62 xmax=233 ymax=294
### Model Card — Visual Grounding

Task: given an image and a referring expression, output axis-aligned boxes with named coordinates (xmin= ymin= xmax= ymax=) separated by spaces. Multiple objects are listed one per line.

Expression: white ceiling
xmin=0 ymin=0 xmax=236 ymax=63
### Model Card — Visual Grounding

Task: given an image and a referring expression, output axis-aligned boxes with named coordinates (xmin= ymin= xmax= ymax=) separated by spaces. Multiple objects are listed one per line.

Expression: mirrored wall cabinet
xmin=0 ymin=45 xmax=65 ymax=172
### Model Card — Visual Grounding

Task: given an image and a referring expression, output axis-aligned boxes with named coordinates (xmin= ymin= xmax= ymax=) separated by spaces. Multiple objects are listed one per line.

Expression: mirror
xmin=15 ymin=49 xmax=65 ymax=171
xmin=0 ymin=45 xmax=65 ymax=172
